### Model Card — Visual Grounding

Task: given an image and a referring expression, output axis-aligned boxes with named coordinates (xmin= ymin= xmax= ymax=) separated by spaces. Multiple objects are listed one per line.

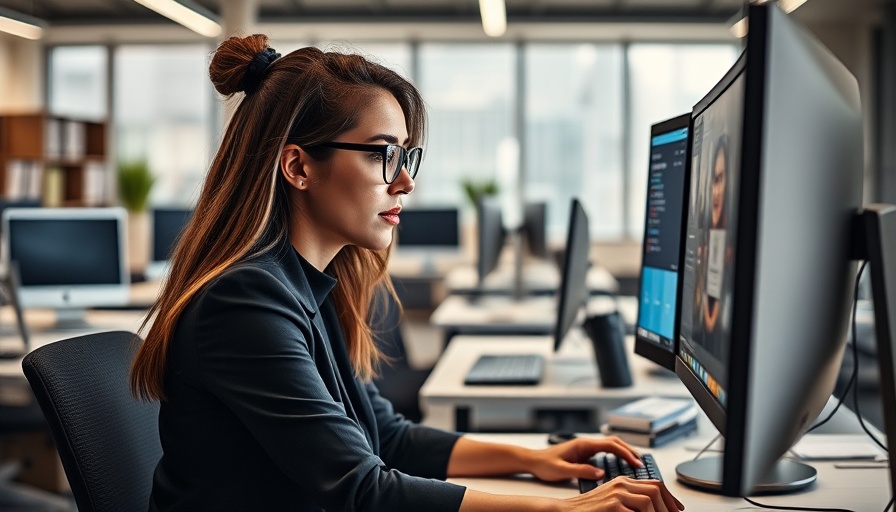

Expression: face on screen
xmin=679 ymin=73 xmax=745 ymax=407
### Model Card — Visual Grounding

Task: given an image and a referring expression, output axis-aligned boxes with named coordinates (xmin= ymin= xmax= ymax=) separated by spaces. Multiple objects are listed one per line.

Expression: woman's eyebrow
xmin=364 ymin=133 xmax=410 ymax=145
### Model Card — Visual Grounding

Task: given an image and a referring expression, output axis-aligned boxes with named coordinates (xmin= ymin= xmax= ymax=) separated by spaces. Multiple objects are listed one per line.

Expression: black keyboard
xmin=578 ymin=453 xmax=662 ymax=494
xmin=463 ymin=354 xmax=545 ymax=385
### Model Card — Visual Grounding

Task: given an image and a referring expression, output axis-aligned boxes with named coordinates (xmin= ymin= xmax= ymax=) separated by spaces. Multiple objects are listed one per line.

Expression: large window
xmin=48 ymin=46 xmax=108 ymax=120
xmin=114 ymin=45 xmax=214 ymax=206
xmin=524 ymin=44 xmax=624 ymax=240
xmin=626 ymin=44 xmax=740 ymax=237
xmin=417 ymin=43 xmax=516 ymax=212
xmin=48 ymin=39 xmax=738 ymax=239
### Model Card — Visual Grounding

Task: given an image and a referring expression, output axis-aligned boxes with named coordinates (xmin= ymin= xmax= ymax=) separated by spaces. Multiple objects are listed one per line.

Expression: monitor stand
xmin=675 ymin=457 xmax=816 ymax=495
xmin=48 ymin=308 xmax=93 ymax=331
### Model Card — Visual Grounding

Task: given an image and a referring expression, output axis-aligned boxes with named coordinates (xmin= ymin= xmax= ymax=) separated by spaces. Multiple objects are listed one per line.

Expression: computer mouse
xmin=547 ymin=431 xmax=577 ymax=445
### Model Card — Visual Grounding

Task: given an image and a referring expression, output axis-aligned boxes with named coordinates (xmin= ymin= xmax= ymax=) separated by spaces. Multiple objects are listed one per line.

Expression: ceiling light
xmin=729 ymin=0 xmax=810 ymax=38
xmin=479 ymin=0 xmax=507 ymax=38
xmin=0 ymin=7 xmax=45 ymax=40
xmin=133 ymin=0 xmax=222 ymax=38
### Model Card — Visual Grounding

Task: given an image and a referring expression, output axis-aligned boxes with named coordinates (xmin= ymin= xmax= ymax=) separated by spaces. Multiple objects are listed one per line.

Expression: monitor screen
xmin=635 ymin=113 xmax=690 ymax=370
xmin=522 ymin=202 xmax=548 ymax=259
xmin=476 ymin=197 xmax=506 ymax=287
xmin=674 ymin=3 xmax=864 ymax=497
xmin=553 ymin=198 xmax=590 ymax=350
xmin=2 ymin=207 xmax=130 ymax=326
xmin=146 ymin=207 xmax=193 ymax=281
xmin=396 ymin=207 xmax=459 ymax=248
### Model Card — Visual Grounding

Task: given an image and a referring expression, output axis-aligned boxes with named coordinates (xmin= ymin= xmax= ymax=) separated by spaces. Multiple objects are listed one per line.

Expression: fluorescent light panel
xmin=132 ymin=0 xmax=222 ymax=38
xmin=729 ymin=0 xmax=810 ymax=38
xmin=479 ymin=0 xmax=507 ymax=37
xmin=0 ymin=7 xmax=45 ymax=40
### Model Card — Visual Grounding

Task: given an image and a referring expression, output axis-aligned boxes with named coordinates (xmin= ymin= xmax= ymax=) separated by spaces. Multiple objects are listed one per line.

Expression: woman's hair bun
xmin=209 ymin=34 xmax=278 ymax=96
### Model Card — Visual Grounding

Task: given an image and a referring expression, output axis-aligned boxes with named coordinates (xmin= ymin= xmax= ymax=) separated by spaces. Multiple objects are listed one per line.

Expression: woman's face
xmin=711 ymin=148 xmax=727 ymax=228
xmin=291 ymin=89 xmax=415 ymax=259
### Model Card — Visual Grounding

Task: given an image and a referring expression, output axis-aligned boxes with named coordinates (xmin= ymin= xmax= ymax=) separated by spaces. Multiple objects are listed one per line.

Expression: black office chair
xmin=371 ymin=293 xmax=431 ymax=423
xmin=21 ymin=331 xmax=161 ymax=512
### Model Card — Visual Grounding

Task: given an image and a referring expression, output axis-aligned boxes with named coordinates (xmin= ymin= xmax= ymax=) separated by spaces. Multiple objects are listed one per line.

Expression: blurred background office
xmin=0 ymin=0 xmax=894 ymax=508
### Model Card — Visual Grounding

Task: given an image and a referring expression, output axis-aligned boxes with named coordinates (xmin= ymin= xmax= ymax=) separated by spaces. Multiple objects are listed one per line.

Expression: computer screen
xmin=476 ymin=197 xmax=506 ymax=287
xmin=2 ymin=207 xmax=130 ymax=329
xmin=553 ymin=198 xmax=590 ymax=350
xmin=146 ymin=207 xmax=193 ymax=280
xmin=634 ymin=113 xmax=690 ymax=371
xmin=396 ymin=207 xmax=460 ymax=249
xmin=674 ymin=3 xmax=864 ymax=497
xmin=522 ymin=201 xmax=548 ymax=260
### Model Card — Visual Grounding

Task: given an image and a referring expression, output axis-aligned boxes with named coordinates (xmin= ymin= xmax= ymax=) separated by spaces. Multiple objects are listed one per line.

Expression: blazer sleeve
xmin=193 ymin=267 xmax=466 ymax=512
xmin=365 ymin=381 xmax=462 ymax=479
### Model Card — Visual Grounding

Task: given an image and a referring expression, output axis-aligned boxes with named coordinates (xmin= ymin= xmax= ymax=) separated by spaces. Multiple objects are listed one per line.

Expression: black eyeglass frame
xmin=310 ymin=141 xmax=422 ymax=184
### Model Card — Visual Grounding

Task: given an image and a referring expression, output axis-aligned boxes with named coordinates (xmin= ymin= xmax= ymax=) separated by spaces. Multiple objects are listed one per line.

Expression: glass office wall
xmin=48 ymin=46 xmax=108 ymax=120
xmin=114 ymin=45 xmax=214 ymax=206
xmin=524 ymin=44 xmax=624 ymax=240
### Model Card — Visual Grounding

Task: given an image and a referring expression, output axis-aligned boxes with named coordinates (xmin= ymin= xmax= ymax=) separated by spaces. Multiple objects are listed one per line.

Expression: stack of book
xmin=600 ymin=397 xmax=698 ymax=448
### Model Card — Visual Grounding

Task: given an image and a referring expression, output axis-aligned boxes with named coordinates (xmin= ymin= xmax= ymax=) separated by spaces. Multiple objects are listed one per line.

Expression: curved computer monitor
xmin=476 ymin=197 xmax=506 ymax=287
xmin=2 ymin=207 xmax=130 ymax=329
xmin=146 ymin=207 xmax=194 ymax=280
xmin=553 ymin=198 xmax=590 ymax=350
xmin=634 ymin=113 xmax=691 ymax=371
xmin=674 ymin=3 xmax=863 ymax=496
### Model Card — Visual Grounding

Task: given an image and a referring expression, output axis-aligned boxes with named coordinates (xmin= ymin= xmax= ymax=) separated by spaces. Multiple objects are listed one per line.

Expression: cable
xmin=742 ymin=497 xmax=856 ymax=512
xmin=809 ymin=261 xmax=865 ymax=432
xmin=884 ymin=498 xmax=894 ymax=512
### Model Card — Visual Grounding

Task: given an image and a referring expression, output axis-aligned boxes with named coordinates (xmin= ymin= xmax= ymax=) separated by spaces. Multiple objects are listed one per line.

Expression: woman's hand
xmin=527 ymin=435 xmax=644 ymax=482
xmin=562 ymin=477 xmax=684 ymax=512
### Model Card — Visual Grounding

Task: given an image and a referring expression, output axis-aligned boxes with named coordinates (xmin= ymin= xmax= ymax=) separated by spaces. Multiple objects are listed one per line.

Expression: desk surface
xmin=430 ymin=295 xmax=638 ymax=335
xmin=450 ymin=430 xmax=892 ymax=511
xmin=420 ymin=334 xmax=687 ymax=431
xmin=444 ymin=261 xmax=619 ymax=295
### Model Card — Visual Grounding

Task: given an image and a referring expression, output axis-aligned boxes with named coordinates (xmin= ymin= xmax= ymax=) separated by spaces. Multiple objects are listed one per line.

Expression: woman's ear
xmin=280 ymin=144 xmax=310 ymax=190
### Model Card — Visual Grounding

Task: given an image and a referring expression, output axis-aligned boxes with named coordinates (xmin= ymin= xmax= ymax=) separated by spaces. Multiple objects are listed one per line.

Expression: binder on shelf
xmin=605 ymin=397 xmax=697 ymax=432
xmin=44 ymin=118 xmax=62 ymax=159
xmin=83 ymin=161 xmax=107 ymax=205
xmin=63 ymin=120 xmax=86 ymax=160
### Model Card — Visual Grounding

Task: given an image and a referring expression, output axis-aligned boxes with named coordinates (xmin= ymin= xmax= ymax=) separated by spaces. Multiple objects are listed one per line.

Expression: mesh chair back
xmin=22 ymin=331 xmax=161 ymax=512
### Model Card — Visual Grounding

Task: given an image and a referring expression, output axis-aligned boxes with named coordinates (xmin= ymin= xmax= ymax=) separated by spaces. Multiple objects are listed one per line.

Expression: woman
xmin=130 ymin=34 xmax=684 ymax=512
xmin=703 ymin=134 xmax=729 ymax=335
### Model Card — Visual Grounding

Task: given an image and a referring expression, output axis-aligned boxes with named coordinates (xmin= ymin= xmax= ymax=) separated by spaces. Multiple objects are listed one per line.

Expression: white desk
xmin=450 ymin=427 xmax=892 ymax=511
xmin=0 ymin=308 xmax=149 ymax=406
xmin=430 ymin=294 xmax=638 ymax=343
xmin=444 ymin=261 xmax=619 ymax=296
xmin=419 ymin=334 xmax=686 ymax=431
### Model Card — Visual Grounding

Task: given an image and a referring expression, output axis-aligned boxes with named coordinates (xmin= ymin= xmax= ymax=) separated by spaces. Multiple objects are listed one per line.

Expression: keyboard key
xmin=578 ymin=453 xmax=663 ymax=494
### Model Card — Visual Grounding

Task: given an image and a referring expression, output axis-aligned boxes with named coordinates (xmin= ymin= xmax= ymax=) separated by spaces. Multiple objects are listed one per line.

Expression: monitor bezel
xmin=552 ymin=198 xmax=589 ymax=351
xmin=634 ymin=112 xmax=692 ymax=371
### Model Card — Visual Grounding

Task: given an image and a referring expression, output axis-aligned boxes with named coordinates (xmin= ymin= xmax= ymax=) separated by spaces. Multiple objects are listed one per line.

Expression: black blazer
xmin=149 ymin=240 xmax=466 ymax=511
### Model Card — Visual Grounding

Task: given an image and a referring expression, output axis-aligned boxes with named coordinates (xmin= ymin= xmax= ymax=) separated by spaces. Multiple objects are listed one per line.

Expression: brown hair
xmin=130 ymin=35 xmax=426 ymax=401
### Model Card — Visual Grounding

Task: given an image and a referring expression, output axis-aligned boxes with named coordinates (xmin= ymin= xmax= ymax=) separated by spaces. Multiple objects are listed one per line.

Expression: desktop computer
xmin=670 ymin=2 xmax=864 ymax=496
xmin=634 ymin=113 xmax=691 ymax=371
xmin=2 ymin=207 xmax=131 ymax=330
xmin=464 ymin=198 xmax=590 ymax=386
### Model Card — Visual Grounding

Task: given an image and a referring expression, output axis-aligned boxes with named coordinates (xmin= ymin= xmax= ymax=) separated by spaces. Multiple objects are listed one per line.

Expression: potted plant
xmin=460 ymin=178 xmax=499 ymax=210
xmin=117 ymin=160 xmax=156 ymax=276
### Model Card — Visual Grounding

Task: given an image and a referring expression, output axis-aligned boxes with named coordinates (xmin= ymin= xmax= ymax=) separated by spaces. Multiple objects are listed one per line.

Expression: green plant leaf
xmin=117 ymin=160 xmax=156 ymax=212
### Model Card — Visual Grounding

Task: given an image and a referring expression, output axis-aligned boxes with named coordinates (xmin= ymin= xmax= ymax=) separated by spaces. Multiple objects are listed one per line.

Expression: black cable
xmin=885 ymin=498 xmax=894 ymax=512
xmin=809 ymin=261 xmax=865 ymax=432
xmin=743 ymin=497 xmax=856 ymax=512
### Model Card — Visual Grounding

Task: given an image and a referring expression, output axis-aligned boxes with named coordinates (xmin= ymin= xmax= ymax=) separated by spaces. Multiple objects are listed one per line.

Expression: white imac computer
xmin=2 ymin=207 xmax=130 ymax=329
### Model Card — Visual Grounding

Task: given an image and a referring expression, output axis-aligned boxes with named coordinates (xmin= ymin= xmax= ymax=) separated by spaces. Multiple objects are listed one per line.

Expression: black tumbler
xmin=582 ymin=311 xmax=633 ymax=388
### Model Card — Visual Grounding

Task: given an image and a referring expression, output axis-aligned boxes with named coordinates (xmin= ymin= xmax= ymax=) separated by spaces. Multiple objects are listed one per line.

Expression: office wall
xmin=0 ymin=35 xmax=43 ymax=112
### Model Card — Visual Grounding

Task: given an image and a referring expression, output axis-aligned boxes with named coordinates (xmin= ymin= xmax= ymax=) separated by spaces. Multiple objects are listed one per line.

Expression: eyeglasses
xmin=312 ymin=142 xmax=422 ymax=184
